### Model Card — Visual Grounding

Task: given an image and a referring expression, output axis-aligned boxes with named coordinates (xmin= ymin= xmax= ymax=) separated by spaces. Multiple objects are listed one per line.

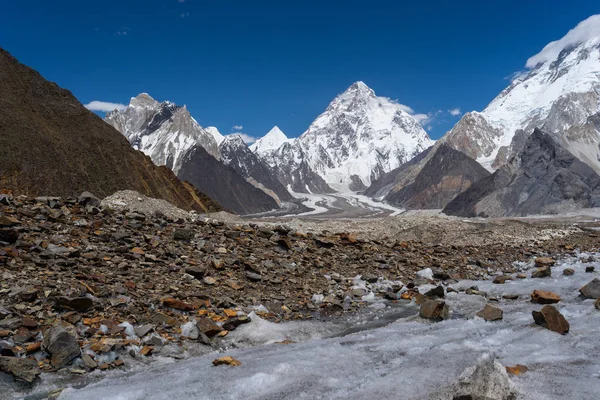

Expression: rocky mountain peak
xmin=205 ymin=126 xmax=225 ymax=145
xmin=250 ymin=126 xmax=290 ymax=154
xmin=444 ymin=17 xmax=600 ymax=173
xmin=130 ymin=92 xmax=160 ymax=109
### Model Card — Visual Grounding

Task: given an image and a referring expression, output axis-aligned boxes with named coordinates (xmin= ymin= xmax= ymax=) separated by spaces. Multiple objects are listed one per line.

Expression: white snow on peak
xmin=296 ymin=81 xmax=434 ymax=191
xmin=526 ymin=14 xmax=600 ymax=67
xmin=205 ymin=126 xmax=225 ymax=145
xmin=446 ymin=17 xmax=600 ymax=171
xmin=250 ymin=126 xmax=290 ymax=154
xmin=104 ymin=94 xmax=220 ymax=173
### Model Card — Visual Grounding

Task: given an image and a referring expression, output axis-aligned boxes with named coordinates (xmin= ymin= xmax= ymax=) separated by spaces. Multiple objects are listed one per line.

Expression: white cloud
xmin=412 ymin=113 xmax=430 ymax=124
xmin=180 ymin=12 xmax=190 ymax=18
xmin=449 ymin=108 xmax=461 ymax=116
xmin=526 ymin=14 xmax=600 ymax=68
xmin=178 ymin=0 xmax=186 ymax=2
xmin=84 ymin=101 xmax=127 ymax=112
xmin=232 ymin=125 xmax=243 ymax=130
xmin=229 ymin=133 xmax=257 ymax=144
xmin=396 ymin=103 xmax=415 ymax=114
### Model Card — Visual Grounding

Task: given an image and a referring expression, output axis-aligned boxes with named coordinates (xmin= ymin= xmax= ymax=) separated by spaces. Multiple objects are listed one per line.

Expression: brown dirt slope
xmin=0 ymin=47 xmax=221 ymax=212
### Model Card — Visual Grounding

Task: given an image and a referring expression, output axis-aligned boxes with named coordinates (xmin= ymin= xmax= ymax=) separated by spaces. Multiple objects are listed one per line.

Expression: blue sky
xmin=1 ymin=0 xmax=599 ymax=141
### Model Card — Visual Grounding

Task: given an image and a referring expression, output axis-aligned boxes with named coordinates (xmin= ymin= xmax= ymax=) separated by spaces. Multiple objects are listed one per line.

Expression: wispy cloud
xmin=178 ymin=0 xmax=186 ymax=2
xmin=526 ymin=14 xmax=600 ymax=68
xmin=449 ymin=108 xmax=461 ymax=116
xmin=180 ymin=12 xmax=190 ymax=18
xmin=232 ymin=125 xmax=243 ymax=131
xmin=84 ymin=101 xmax=127 ymax=112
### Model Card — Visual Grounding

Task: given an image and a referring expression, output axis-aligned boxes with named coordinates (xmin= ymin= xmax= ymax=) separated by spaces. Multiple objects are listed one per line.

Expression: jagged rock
xmin=81 ymin=354 xmax=97 ymax=370
xmin=77 ymin=192 xmax=101 ymax=208
xmin=0 ymin=215 xmax=19 ymax=227
xmin=444 ymin=129 xmax=600 ymax=217
xmin=0 ymin=356 xmax=40 ymax=382
xmin=424 ymin=286 xmax=445 ymax=298
xmin=185 ymin=267 xmax=205 ymax=280
xmin=58 ymin=297 xmax=94 ymax=312
xmin=419 ymin=299 xmax=449 ymax=321
xmin=42 ymin=323 xmax=81 ymax=368
xmin=162 ymin=298 xmax=195 ymax=311
xmin=580 ymin=278 xmax=600 ymax=299
xmin=585 ymin=266 xmax=595 ymax=273
xmin=196 ymin=318 xmax=223 ymax=337
xmin=532 ymin=266 xmax=552 ymax=278
xmin=0 ymin=229 xmax=18 ymax=244
xmin=222 ymin=316 xmax=251 ymax=331
xmin=174 ymin=229 xmax=194 ymax=241
xmin=134 ymin=324 xmax=154 ymax=338
xmin=531 ymin=290 xmax=561 ymax=304
xmin=535 ymin=257 xmax=555 ymax=267
xmin=532 ymin=305 xmax=569 ymax=334
xmin=443 ymin=354 xmax=517 ymax=400
xmin=476 ymin=304 xmax=503 ymax=321
xmin=212 ymin=356 xmax=241 ymax=366
xmin=505 ymin=364 xmax=528 ymax=376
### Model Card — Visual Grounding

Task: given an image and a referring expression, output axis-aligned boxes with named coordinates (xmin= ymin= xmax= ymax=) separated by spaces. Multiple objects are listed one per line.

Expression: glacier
xmin=6 ymin=254 xmax=598 ymax=400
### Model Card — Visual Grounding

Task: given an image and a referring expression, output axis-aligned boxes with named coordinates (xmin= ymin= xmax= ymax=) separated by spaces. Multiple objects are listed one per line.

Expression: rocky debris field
xmin=0 ymin=191 xmax=599 ymax=389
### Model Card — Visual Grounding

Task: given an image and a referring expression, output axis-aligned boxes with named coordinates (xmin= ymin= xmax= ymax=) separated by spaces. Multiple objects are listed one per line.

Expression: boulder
xmin=0 ymin=356 xmax=40 ymax=382
xmin=531 ymin=290 xmax=561 ymax=304
xmin=77 ymin=191 xmax=101 ymax=208
xmin=532 ymin=305 xmax=569 ymax=334
xmin=579 ymin=278 xmax=600 ymax=299
xmin=42 ymin=323 xmax=81 ymax=368
xmin=424 ymin=286 xmax=445 ymax=298
xmin=563 ymin=268 xmax=575 ymax=276
xmin=532 ymin=266 xmax=551 ymax=278
xmin=58 ymin=296 xmax=94 ymax=312
xmin=196 ymin=318 xmax=223 ymax=337
xmin=492 ymin=275 xmax=509 ymax=284
xmin=419 ymin=299 xmax=449 ymax=321
xmin=534 ymin=257 xmax=555 ymax=267
xmin=476 ymin=304 xmax=503 ymax=321
xmin=585 ymin=266 xmax=595 ymax=273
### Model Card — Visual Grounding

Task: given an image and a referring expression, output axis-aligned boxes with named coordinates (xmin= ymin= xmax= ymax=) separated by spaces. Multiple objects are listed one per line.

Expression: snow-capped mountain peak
xmin=205 ymin=126 xmax=225 ymax=145
xmin=105 ymin=94 xmax=220 ymax=173
xmin=260 ymin=81 xmax=434 ymax=193
xmin=250 ymin=126 xmax=290 ymax=154
xmin=444 ymin=15 xmax=600 ymax=172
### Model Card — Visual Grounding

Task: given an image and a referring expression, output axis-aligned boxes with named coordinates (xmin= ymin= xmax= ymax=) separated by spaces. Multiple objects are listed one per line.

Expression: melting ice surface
xmin=10 ymin=254 xmax=600 ymax=399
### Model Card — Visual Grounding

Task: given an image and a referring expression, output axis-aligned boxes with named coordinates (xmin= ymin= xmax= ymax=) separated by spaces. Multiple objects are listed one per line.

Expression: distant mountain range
xmin=4 ymin=17 xmax=599 ymax=218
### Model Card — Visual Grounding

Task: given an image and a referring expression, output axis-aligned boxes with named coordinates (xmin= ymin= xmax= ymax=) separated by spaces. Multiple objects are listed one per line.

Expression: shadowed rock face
xmin=218 ymin=135 xmax=293 ymax=203
xmin=444 ymin=128 xmax=600 ymax=217
xmin=365 ymin=144 xmax=490 ymax=210
xmin=178 ymin=145 xmax=279 ymax=215
xmin=0 ymin=47 xmax=220 ymax=213
xmin=384 ymin=144 xmax=491 ymax=209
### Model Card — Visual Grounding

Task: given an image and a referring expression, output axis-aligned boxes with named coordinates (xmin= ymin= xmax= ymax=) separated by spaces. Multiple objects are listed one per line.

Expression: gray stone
xmin=81 ymin=354 xmax=97 ymax=370
xmin=134 ymin=324 xmax=154 ymax=338
xmin=419 ymin=299 xmax=450 ymax=321
xmin=0 ymin=356 xmax=40 ymax=382
xmin=580 ymin=278 xmax=600 ymax=299
xmin=476 ymin=304 xmax=503 ymax=321
xmin=77 ymin=191 xmax=101 ymax=207
xmin=42 ymin=324 xmax=81 ymax=368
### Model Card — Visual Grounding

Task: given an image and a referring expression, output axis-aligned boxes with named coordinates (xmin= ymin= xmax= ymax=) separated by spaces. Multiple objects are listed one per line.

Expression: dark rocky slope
xmin=444 ymin=128 xmax=600 ymax=217
xmin=366 ymin=144 xmax=490 ymax=209
xmin=385 ymin=144 xmax=491 ymax=209
xmin=178 ymin=145 xmax=279 ymax=214
xmin=0 ymin=47 xmax=220 ymax=213
xmin=219 ymin=135 xmax=293 ymax=203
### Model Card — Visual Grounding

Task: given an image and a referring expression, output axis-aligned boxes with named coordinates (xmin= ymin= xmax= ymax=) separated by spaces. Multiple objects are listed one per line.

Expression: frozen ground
xmin=10 ymin=253 xmax=597 ymax=400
